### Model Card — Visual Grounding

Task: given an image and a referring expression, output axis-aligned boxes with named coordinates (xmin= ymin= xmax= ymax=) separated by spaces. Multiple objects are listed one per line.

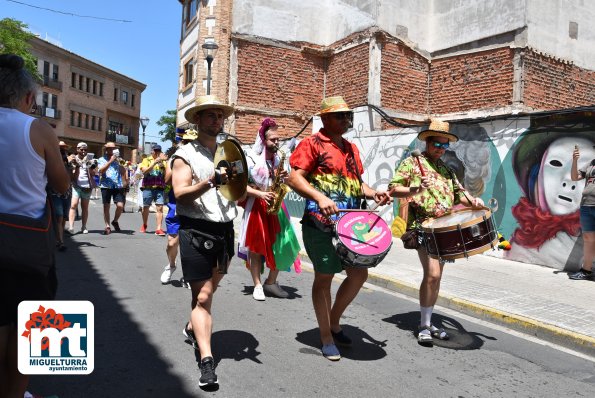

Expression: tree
xmin=156 ymin=109 xmax=177 ymax=144
xmin=0 ymin=18 xmax=39 ymax=78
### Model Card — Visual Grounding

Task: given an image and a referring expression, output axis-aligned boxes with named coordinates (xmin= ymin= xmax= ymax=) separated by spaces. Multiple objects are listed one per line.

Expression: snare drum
xmin=421 ymin=208 xmax=498 ymax=261
xmin=332 ymin=211 xmax=393 ymax=268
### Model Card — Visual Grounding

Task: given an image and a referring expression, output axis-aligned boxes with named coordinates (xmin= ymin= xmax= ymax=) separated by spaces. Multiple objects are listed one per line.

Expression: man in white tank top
xmin=171 ymin=95 xmax=243 ymax=389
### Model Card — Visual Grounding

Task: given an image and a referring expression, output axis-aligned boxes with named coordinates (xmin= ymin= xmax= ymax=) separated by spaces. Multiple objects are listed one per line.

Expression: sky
xmin=1 ymin=0 xmax=181 ymax=151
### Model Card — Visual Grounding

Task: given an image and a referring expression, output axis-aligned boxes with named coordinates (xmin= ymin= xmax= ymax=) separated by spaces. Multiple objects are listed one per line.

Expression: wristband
xmin=207 ymin=179 xmax=215 ymax=189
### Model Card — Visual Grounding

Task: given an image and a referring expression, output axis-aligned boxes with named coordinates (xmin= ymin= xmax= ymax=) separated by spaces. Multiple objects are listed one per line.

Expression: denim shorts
xmin=51 ymin=195 xmax=70 ymax=218
xmin=580 ymin=205 xmax=595 ymax=232
xmin=142 ymin=188 xmax=165 ymax=207
xmin=73 ymin=185 xmax=92 ymax=200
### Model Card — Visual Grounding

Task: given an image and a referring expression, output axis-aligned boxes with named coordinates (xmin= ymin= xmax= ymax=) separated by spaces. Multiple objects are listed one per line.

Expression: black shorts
xmin=178 ymin=216 xmax=234 ymax=282
xmin=101 ymin=188 xmax=125 ymax=205
xmin=0 ymin=267 xmax=58 ymax=326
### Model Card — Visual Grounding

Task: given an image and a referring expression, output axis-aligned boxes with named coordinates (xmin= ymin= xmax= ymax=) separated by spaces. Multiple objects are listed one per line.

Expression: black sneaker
xmin=331 ymin=329 xmax=352 ymax=347
xmin=568 ymin=268 xmax=594 ymax=280
xmin=198 ymin=356 xmax=218 ymax=387
xmin=182 ymin=323 xmax=198 ymax=350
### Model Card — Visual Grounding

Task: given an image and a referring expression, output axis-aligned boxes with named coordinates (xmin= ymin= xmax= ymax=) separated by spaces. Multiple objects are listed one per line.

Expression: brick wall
xmin=523 ymin=49 xmax=595 ymax=110
xmin=381 ymin=41 xmax=429 ymax=113
xmin=233 ymin=112 xmax=309 ymax=145
xmin=326 ymin=43 xmax=369 ymax=107
xmin=430 ymin=48 xmax=514 ymax=114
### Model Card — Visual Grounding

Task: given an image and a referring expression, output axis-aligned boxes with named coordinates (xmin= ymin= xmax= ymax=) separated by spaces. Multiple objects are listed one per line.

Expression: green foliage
xmin=156 ymin=109 xmax=177 ymax=144
xmin=0 ymin=18 xmax=39 ymax=79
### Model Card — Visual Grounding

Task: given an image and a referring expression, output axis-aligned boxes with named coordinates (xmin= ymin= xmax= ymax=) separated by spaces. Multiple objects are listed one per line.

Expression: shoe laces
xmin=201 ymin=357 xmax=215 ymax=374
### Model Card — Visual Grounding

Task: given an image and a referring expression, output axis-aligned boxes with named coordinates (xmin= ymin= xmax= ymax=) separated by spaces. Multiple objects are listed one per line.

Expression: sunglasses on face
xmin=431 ymin=141 xmax=450 ymax=149
xmin=332 ymin=112 xmax=353 ymax=121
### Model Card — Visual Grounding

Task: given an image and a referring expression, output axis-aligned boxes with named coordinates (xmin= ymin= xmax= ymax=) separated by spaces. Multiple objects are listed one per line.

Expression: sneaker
xmin=183 ymin=323 xmax=198 ymax=350
xmin=81 ymin=228 xmax=88 ymax=234
xmin=198 ymin=356 xmax=218 ymax=387
xmin=321 ymin=343 xmax=341 ymax=361
xmin=181 ymin=277 xmax=192 ymax=290
xmin=263 ymin=282 xmax=289 ymax=298
xmin=139 ymin=224 xmax=147 ymax=233
xmin=66 ymin=227 xmax=75 ymax=235
xmin=111 ymin=221 xmax=121 ymax=232
xmin=160 ymin=265 xmax=176 ymax=284
xmin=569 ymin=268 xmax=594 ymax=280
xmin=252 ymin=285 xmax=265 ymax=301
xmin=57 ymin=241 xmax=66 ymax=252
xmin=155 ymin=229 xmax=166 ymax=236
xmin=331 ymin=329 xmax=352 ymax=347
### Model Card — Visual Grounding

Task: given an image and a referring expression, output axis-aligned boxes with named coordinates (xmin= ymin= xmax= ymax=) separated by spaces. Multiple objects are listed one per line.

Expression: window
xmin=98 ymin=118 xmax=102 ymax=131
xmin=77 ymin=113 xmax=82 ymax=128
xmin=43 ymin=61 xmax=50 ymax=78
xmin=131 ymin=94 xmax=135 ymax=108
xmin=91 ymin=116 xmax=96 ymax=130
xmin=92 ymin=81 xmax=97 ymax=95
xmin=42 ymin=92 xmax=49 ymax=108
xmin=109 ymin=120 xmax=124 ymax=134
xmin=71 ymin=73 xmax=76 ymax=87
xmin=122 ymin=90 xmax=128 ymax=104
xmin=70 ymin=111 xmax=75 ymax=126
xmin=50 ymin=94 xmax=57 ymax=109
xmin=78 ymin=75 xmax=83 ymax=90
xmin=85 ymin=114 xmax=89 ymax=129
xmin=99 ymin=83 xmax=104 ymax=97
xmin=114 ymin=88 xmax=118 ymax=101
xmin=52 ymin=64 xmax=59 ymax=80
xmin=184 ymin=59 xmax=194 ymax=87
xmin=86 ymin=78 xmax=90 ymax=92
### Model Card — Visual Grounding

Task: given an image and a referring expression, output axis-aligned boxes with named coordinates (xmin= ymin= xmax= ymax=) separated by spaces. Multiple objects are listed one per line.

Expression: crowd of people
xmin=2 ymin=52 xmax=594 ymax=397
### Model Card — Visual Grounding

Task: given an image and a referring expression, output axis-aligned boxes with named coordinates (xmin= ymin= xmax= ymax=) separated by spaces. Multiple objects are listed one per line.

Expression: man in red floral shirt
xmin=287 ymin=96 xmax=390 ymax=361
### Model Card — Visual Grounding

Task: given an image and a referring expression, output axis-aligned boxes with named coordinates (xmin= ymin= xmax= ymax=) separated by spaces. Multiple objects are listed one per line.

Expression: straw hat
xmin=58 ymin=141 xmax=70 ymax=148
xmin=184 ymin=95 xmax=234 ymax=123
xmin=317 ymin=96 xmax=352 ymax=115
xmin=182 ymin=129 xmax=198 ymax=141
xmin=104 ymin=141 xmax=117 ymax=148
xmin=417 ymin=119 xmax=459 ymax=142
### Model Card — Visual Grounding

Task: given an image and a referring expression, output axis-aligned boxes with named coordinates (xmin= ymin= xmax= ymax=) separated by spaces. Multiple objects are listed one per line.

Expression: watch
xmin=207 ymin=179 xmax=215 ymax=189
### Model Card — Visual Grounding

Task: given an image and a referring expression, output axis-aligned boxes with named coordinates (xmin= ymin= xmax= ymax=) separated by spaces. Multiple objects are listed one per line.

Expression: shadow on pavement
xmin=241 ymin=284 xmax=303 ymax=299
xmin=382 ymin=311 xmax=497 ymax=350
xmin=212 ymin=330 xmax=262 ymax=365
xmin=27 ymin=238 xmax=194 ymax=398
xmin=295 ymin=325 xmax=387 ymax=361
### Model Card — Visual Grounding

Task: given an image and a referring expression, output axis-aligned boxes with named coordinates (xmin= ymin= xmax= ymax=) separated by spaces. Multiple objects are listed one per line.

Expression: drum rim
xmin=421 ymin=207 xmax=492 ymax=233
xmin=427 ymin=238 xmax=498 ymax=260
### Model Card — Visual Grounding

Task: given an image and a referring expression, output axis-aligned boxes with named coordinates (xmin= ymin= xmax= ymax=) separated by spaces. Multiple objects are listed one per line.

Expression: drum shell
xmin=421 ymin=209 xmax=498 ymax=260
xmin=332 ymin=237 xmax=392 ymax=268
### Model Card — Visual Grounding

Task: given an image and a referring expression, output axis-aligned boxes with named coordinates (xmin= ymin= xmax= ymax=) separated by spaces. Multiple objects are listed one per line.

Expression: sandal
xmin=102 ymin=227 xmax=112 ymax=235
xmin=417 ymin=325 xmax=433 ymax=345
xmin=430 ymin=324 xmax=449 ymax=340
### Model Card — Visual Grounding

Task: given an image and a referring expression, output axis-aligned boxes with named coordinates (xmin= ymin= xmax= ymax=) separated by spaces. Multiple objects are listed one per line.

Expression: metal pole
xmin=206 ymin=56 xmax=213 ymax=95
xmin=141 ymin=127 xmax=146 ymax=153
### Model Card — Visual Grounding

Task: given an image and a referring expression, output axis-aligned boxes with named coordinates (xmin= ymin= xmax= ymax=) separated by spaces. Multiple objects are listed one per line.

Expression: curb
xmin=299 ymin=251 xmax=595 ymax=358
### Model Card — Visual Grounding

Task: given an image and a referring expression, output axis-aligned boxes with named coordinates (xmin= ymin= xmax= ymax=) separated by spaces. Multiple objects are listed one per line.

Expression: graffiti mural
xmin=281 ymin=109 xmax=594 ymax=270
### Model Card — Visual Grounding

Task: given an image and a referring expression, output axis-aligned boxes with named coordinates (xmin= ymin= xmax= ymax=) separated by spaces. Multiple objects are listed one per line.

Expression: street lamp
xmin=201 ymin=42 xmax=219 ymax=95
xmin=140 ymin=116 xmax=149 ymax=153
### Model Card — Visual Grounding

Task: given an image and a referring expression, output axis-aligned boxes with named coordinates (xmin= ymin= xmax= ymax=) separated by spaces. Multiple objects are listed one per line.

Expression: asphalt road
xmin=28 ymin=201 xmax=595 ymax=397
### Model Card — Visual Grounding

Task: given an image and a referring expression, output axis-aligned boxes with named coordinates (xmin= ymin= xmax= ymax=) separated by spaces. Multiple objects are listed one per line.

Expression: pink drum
xmin=332 ymin=211 xmax=393 ymax=268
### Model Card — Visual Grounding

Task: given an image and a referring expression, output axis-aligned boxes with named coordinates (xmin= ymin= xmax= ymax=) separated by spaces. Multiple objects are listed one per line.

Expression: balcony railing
xmin=106 ymin=131 xmax=135 ymax=146
xmin=32 ymin=106 xmax=61 ymax=120
xmin=42 ymin=75 xmax=63 ymax=91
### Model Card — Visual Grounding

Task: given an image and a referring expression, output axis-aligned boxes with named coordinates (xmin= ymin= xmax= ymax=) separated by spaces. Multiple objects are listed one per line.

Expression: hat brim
xmin=184 ymin=104 xmax=234 ymax=123
xmin=417 ymin=130 xmax=459 ymax=142
xmin=316 ymin=105 xmax=352 ymax=116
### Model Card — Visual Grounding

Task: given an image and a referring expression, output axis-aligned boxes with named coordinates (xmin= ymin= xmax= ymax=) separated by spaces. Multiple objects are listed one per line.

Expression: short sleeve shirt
xmin=289 ymin=129 xmax=364 ymax=232
xmin=579 ymin=162 xmax=595 ymax=206
xmin=389 ymin=154 xmax=463 ymax=229
xmin=140 ymin=156 xmax=166 ymax=189
xmin=97 ymin=156 xmax=122 ymax=189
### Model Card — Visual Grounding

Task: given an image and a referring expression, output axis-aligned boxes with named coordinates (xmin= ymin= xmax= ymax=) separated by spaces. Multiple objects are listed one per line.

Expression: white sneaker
xmin=66 ymin=227 xmax=75 ymax=235
xmin=252 ymin=285 xmax=265 ymax=301
xmin=160 ymin=265 xmax=176 ymax=284
xmin=81 ymin=228 xmax=88 ymax=234
xmin=180 ymin=277 xmax=192 ymax=290
xmin=263 ymin=282 xmax=289 ymax=298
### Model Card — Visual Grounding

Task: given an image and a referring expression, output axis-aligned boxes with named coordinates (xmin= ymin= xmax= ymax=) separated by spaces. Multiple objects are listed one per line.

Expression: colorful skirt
xmin=238 ymin=196 xmax=301 ymax=273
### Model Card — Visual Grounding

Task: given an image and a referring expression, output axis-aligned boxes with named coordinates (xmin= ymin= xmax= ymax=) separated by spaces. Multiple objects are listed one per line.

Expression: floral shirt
xmin=97 ymin=156 xmax=123 ymax=189
xmin=289 ymin=129 xmax=364 ymax=233
xmin=390 ymin=153 xmax=463 ymax=229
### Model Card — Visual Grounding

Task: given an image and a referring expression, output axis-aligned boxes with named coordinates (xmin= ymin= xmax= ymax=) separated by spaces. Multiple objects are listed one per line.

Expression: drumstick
xmin=411 ymin=149 xmax=425 ymax=177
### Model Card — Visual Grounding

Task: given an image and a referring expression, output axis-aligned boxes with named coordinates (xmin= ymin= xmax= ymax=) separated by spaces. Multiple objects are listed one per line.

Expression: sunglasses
xmin=332 ymin=112 xmax=353 ymax=121
xmin=431 ymin=141 xmax=450 ymax=149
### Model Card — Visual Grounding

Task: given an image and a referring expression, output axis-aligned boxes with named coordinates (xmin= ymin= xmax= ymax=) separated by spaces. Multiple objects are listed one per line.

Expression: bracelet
xmin=206 ymin=179 xmax=215 ymax=189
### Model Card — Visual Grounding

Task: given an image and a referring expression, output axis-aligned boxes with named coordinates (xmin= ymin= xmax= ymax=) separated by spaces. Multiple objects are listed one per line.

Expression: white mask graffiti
xmin=539 ymin=137 xmax=595 ymax=215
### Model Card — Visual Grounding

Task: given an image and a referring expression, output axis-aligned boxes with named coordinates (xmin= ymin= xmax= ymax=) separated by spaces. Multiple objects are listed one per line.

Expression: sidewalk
xmin=287 ymin=218 xmax=595 ymax=357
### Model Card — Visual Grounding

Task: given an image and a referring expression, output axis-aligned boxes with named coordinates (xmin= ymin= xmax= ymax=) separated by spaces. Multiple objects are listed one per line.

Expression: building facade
xmin=176 ymin=0 xmax=595 ymax=270
xmin=30 ymin=36 xmax=147 ymax=162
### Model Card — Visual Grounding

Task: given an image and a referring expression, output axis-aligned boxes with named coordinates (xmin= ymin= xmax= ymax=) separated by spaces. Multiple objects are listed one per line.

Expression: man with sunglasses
xmin=388 ymin=119 xmax=483 ymax=346
xmin=287 ymin=96 xmax=391 ymax=361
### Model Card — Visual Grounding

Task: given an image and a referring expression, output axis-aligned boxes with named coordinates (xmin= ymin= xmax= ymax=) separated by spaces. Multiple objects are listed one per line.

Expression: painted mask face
xmin=539 ymin=137 xmax=595 ymax=215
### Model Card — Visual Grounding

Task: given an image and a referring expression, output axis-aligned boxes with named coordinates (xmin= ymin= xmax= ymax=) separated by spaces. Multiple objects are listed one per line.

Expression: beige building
xmin=29 ymin=36 xmax=147 ymax=162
